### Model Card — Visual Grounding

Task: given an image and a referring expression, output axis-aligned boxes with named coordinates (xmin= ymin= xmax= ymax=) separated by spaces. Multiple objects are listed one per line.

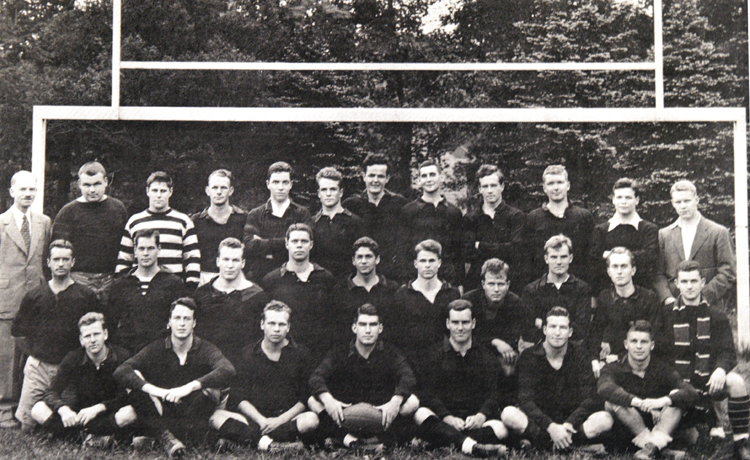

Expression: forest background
xmin=0 ymin=0 xmax=747 ymax=236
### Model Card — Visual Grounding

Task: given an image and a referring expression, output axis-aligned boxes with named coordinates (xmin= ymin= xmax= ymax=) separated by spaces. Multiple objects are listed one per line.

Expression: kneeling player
xmin=32 ymin=312 xmax=132 ymax=446
xmin=598 ymin=320 xmax=698 ymax=459
xmin=501 ymin=307 xmax=613 ymax=450
xmin=209 ymin=300 xmax=318 ymax=450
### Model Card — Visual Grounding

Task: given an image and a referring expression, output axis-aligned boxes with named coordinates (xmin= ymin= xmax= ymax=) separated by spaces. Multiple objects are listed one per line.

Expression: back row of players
xmin=0 ymin=155 xmax=740 ymax=457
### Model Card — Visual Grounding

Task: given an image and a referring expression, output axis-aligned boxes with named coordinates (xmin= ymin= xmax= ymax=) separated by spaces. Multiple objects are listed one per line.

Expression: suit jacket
xmin=655 ymin=216 xmax=736 ymax=308
xmin=0 ymin=208 xmax=51 ymax=320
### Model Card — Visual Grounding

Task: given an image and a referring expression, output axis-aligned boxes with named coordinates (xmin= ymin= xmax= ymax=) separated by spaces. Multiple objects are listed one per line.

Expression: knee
xmin=726 ymin=372 xmax=748 ymax=396
xmin=296 ymin=412 xmax=319 ymax=433
xmin=483 ymin=419 xmax=508 ymax=440
xmin=583 ymin=411 xmax=613 ymax=439
xmin=209 ymin=409 xmax=247 ymax=430
xmin=413 ymin=407 xmax=436 ymax=425
xmin=30 ymin=402 xmax=52 ymax=425
xmin=400 ymin=394 xmax=420 ymax=416
xmin=500 ymin=406 xmax=527 ymax=433
xmin=114 ymin=405 xmax=138 ymax=427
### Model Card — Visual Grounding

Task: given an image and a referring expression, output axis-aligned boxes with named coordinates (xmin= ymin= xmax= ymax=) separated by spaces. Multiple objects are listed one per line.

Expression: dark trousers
xmin=128 ymin=390 xmax=216 ymax=445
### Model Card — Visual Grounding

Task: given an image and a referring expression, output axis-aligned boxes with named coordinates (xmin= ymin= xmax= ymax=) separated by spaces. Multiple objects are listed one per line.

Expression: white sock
xmin=343 ymin=433 xmax=358 ymax=447
xmin=461 ymin=437 xmax=477 ymax=454
xmin=258 ymin=435 xmax=274 ymax=450
xmin=734 ymin=433 xmax=750 ymax=442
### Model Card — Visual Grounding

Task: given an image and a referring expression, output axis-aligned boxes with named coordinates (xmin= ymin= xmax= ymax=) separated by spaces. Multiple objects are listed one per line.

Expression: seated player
xmin=192 ymin=237 xmax=268 ymax=365
xmin=114 ymin=298 xmax=235 ymax=458
xmin=308 ymin=304 xmax=418 ymax=450
xmin=412 ymin=299 xmax=511 ymax=455
xmin=598 ymin=321 xmax=698 ymax=460
xmin=660 ymin=261 xmax=750 ymax=460
xmin=501 ymin=307 xmax=613 ymax=450
xmin=209 ymin=300 xmax=318 ymax=451
xmin=461 ymin=259 xmax=534 ymax=374
xmin=31 ymin=312 xmax=132 ymax=447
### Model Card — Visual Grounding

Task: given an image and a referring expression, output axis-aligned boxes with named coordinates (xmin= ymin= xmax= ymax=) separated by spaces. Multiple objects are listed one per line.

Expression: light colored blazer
xmin=655 ymin=216 xmax=736 ymax=308
xmin=0 ymin=208 xmax=51 ymax=320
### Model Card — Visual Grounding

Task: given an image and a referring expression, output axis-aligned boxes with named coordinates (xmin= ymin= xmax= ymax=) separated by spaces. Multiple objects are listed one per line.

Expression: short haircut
xmin=262 ymin=300 xmax=292 ymax=321
xmin=354 ymin=303 xmax=380 ymax=323
xmin=606 ymin=247 xmax=634 ymax=267
xmin=670 ymin=179 xmax=697 ymax=198
xmin=218 ymin=237 xmax=244 ymax=255
xmin=208 ymin=169 xmax=233 ymax=186
xmin=676 ymin=259 xmax=702 ymax=277
xmin=544 ymin=234 xmax=573 ymax=255
xmin=268 ymin=161 xmax=293 ymax=179
xmin=362 ymin=153 xmax=391 ymax=175
xmin=170 ymin=297 xmax=198 ymax=318
xmin=134 ymin=228 xmax=160 ymax=246
xmin=418 ymin=159 xmax=441 ymax=174
xmin=316 ymin=167 xmax=342 ymax=186
xmin=10 ymin=171 xmax=35 ymax=187
xmin=476 ymin=164 xmax=505 ymax=185
xmin=147 ymin=171 xmax=173 ymax=188
xmin=542 ymin=164 xmax=568 ymax=182
xmin=78 ymin=312 xmax=106 ymax=331
xmin=447 ymin=299 xmax=473 ymax=317
xmin=612 ymin=177 xmax=639 ymax=197
xmin=414 ymin=239 xmax=442 ymax=259
xmin=285 ymin=222 xmax=313 ymax=240
xmin=627 ymin=320 xmax=653 ymax=339
xmin=78 ymin=161 xmax=106 ymax=178
xmin=481 ymin=258 xmax=510 ymax=281
xmin=49 ymin=239 xmax=74 ymax=257
xmin=544 ymin=306 xmax=570 ymax=326
xmin=353 ymin=236 xmax=380 ymax=258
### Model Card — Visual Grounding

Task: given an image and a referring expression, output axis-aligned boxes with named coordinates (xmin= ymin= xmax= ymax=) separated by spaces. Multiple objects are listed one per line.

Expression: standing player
xmin=0 ymin=171 xmax=51 ymax=426
xmin=342 ymin=153 xmax=407 ymax=283
xmin=402 ymin=160 xmax=464 ymax=287
xmin=116 ymin=171 xmax=201 ymax=288
xmin=192 ymin=238 xmax=268 ymax=365
xmin=463 ymin=165 xmax=525 ymax=291
xmin=243 ymin=162 xmax=311 ymax=282
xmin=52 ymin=161 xmax=128 ymax=300
xmin=191 ymin=170 xmax=247 ymax=285
xmin=311 ymin=167 xmax=363 ymax=281
xmin=12 ymin=240 xmax=98 ymax=430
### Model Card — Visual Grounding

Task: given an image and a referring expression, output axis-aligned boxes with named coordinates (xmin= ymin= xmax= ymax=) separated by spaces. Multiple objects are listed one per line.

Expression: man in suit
xmin=0 ymin=171 xmax=51 ymax=427
xmin=654 ymin=179 xmax=736 ymax=310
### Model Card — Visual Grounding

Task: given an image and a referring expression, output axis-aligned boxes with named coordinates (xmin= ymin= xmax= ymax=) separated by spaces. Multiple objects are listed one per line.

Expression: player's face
xmin=286 ymin=230 xmax=312 ymax=262
xmin=261 ymin=310 xmax=290 ymax=344
xmin=612 ymin=187 xmax=638 ymax=216
xmin=134 ymin=235 xmax=160 ymax=268
xmin=671 ymin=190 xmax=699 ymax=220
xmin=624 ymin=330 xmax=653 ymax=363
xmin=606 ymin=253 xmax=635 ymax=287
xmin=47 ymin=247 xmax=74 ymax=278
xmin=79 ymin=173 xmax=108 ymax=203
xmin=446 ymin=308 xmax=475 ymax=345
xmin=169 ymin=305 xmax=196 ymax=340
xmin=363 ymin=165 xmax=389 ymax=196
xmin=217 ymin=246 xmax=245 ymax=281
xmin=414 ymin=250 xmax=441 ymax=280
xmin=543 ymin=315 xmax=571 ymax=349
xmin=9 ymin=174 xmax=37 ymax=211
xmin=676 ymin=270 xmax=705 ymax=303
xmin=482 ymin=272 xmax=510 ymax=303
xmin=267 ymin=172 xmax=291 ymax=203
xmin=146 ymin=181 xmax=172 ymax=212
xmin=353 ymin=314 xmax=382 ymax=346
xmin=353 ymin=247 xmax=379 ymax=276
xmin=418 ymin=165 xmax=441 ymax=194
xmin=542 ymin=173 xmax=570 ymax=203
xmin=317 ymin=178 xmax=343 ymax=209
xmin=206 ymin=175 xmax=233 ymax=206
xmin=544 ymin=245 xmax=572 ymax=276
xmin=79 ymin=321 xmax=108 ymax=356
xmin=478 ymin=174 xmax=504 ymax=206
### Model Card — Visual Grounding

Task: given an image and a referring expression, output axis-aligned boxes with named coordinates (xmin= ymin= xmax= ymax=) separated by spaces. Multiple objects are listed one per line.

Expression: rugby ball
xmin=342 ymin=403 xmax=384 ymax=437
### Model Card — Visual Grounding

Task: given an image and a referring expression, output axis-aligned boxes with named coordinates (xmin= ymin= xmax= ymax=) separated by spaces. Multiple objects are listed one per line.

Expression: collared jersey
xmin=191 ymin=206 xmax=247 ymax=273
xmin=334 ymin=274 xmax=399 ymax=346
xmin=589 ymin=219 xmax=659 ymax=292
xmin=521 ymin=274 xmax=592 ymax=343
xmin=461 ymin=289 xmax=535 ymax=349
xmin=311 ymin=208 xmax=363 ymax=281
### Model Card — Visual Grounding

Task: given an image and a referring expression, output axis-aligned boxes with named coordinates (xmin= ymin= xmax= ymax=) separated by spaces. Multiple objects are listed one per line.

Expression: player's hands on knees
xmin=591 ymin=360 xmax=603 ymax=379
xmin=377 ymin=400 xmax=400 ymax=429
xmin=707 ymin=368 xmax=727 ymax=396
xmin=262 ymin=416 xmax=285 ymax=435
xmin=59 ymin=406 xmax=79 ymax=428
xmin=493 ymin=340 xmax=518 ymax=364
xmin=464 ymin=413 xmax=487 ymax=431
xmin=640 ymin=397 xmax=671 ymax=412
xmin=443 ymin=415 xmax=465 ymax=431
xmin=77 ymin=404 xmax=105 ymax=426
xmin=548 ymin=422 xmax=575 ymax=450
xmin=165 ymin=384 xmax=195 ymax=403
xmin=320 ymin=394 xmax=348 ymax=427
xmin=599 ymin=343 xmax=611 ymax=361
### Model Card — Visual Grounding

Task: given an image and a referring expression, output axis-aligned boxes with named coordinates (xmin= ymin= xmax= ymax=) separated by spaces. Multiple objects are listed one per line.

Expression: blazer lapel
xmin=29 ymin=212 xmax=44 ymax=259
xmin=1 ymin=211 xmax=28 ymax=256
xmin=668 ymin=225 xmax=686 ymax=263
xmin=689 ymin=218 xmax=709 ymax=260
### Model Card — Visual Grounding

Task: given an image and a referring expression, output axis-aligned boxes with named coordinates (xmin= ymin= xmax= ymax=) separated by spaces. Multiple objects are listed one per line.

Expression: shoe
xmin=132 ymin=436 xmax=156 ymax=450
xmin=711 ymin=427 xmax=727 ymax=439
xmin=734 ymin=437 xmax=750 ymax=460
xmin=578 ymin=443 xmax=607 ymax=456
xmin=471 ymin=443 xmax=508 ymax=457
xmin=324 ymin=437 xmax=345 ymax=451
xmin=518 ymin=439 xmax=532 ymax=450
xmin=634 ymin=442 xmax=658 ymax=460
xmin=159 ymin=429 xmax=186 ymax=458
xmin=268 ymin=441 xmax=305 ymax=452
xmin=349 ymin=440 xmax=385 ymax=454
xmin=83 ymin=434 xmax=113 ymax=449
xmin=215 ymin=437 xmax=240 ymax=453
xmin=662 ymin=448 xmax=687 ymax=460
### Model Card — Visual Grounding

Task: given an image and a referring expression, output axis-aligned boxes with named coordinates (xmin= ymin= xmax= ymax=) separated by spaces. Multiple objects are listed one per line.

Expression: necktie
xmin=21 ymin=215 xmax=30 ymax=252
